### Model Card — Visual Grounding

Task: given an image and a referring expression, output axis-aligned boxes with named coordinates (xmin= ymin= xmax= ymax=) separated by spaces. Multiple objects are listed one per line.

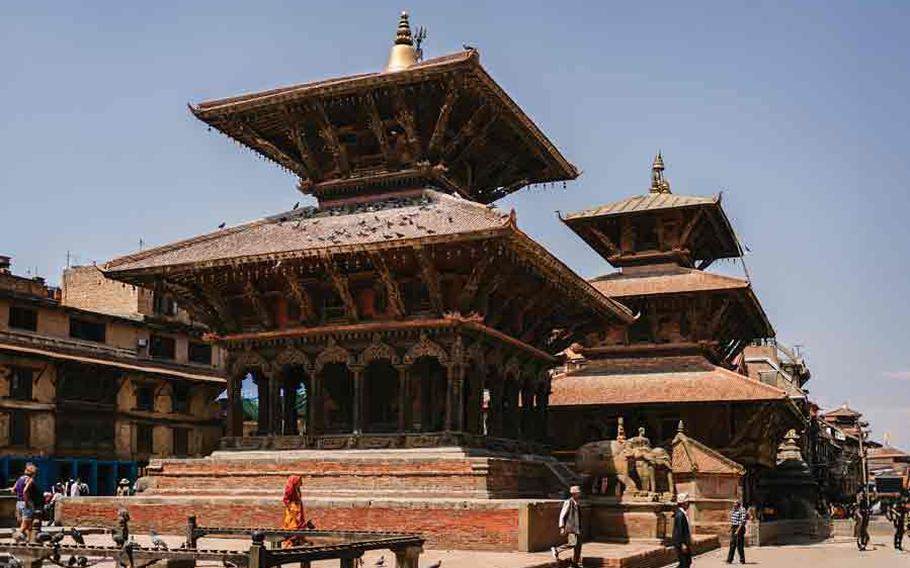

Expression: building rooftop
xmin=190 ymin=17 xmax=578 ymax=204
xmin=549 ymin=355 xmax=790 ymax=406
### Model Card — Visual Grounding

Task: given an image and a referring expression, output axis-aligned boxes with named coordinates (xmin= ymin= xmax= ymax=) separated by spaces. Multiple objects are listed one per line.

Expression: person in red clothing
xmin=281 ymin=475 xmax=306 ymax=548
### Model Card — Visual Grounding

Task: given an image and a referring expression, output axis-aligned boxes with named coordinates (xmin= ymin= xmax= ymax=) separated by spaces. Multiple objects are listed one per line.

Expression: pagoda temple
xmin=549 ymin=155 xmax=804 ymax=498
xmin=103 ymin=12 xmax=632 ymax=453
xmin=61 ymin=13 xmax=635 ymax=550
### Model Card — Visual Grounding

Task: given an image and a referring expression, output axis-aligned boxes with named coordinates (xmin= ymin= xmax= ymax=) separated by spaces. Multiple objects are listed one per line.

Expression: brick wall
xmin=59 ymin=497 xmax=529 ymax=550
xmin=62 ymin=266 xmax=142 ymax=317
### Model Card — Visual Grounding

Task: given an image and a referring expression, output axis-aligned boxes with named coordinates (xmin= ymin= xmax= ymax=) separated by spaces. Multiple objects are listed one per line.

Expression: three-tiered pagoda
xmin=549 ymin=155 xmax=804 ymax=489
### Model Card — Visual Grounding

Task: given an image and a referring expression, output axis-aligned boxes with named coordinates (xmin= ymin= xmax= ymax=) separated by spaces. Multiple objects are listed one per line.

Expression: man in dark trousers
xmin=894 ymin=498 xmax=906 ymax=551
xmin=726 ymin=500 xmax=747 ymax=563
xmin=672 ymin=493 xmax=693 ymax=568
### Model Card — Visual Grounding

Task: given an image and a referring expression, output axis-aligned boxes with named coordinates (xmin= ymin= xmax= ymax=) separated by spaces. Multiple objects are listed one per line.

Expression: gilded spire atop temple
xmin=616 ymin=416 xmax=626 ymax=443
xmin=386 ymin=11 xmax=418 ymax=72
xmin=649 ymin=152 xmax=671 ymax=194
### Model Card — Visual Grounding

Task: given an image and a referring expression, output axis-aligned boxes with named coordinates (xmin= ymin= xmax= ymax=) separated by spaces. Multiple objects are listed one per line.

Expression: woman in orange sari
xmin=281 ymin=475 xmax=305 ymax=548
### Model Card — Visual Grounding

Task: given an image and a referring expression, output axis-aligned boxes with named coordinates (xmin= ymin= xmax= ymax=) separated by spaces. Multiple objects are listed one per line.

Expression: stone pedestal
xmin=587 ymin=496 xmax=675 ymax=542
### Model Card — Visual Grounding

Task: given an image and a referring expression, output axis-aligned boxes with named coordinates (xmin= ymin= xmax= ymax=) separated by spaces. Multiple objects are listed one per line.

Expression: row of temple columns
xmin=224 ymin=356 xmax=550 ymax=443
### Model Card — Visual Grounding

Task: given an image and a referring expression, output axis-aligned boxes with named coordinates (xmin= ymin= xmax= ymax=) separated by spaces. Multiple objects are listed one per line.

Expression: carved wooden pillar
xmin=268 ymin=368 xmax=281 ymax=436
xmin=310 ymin=370 xmax=322 ymax=436
xmin=396 ymin=364 xmax=410 ymax=433
xmin=488 ymin=378 xmax=504 ymax=437
xmin=254 ymin=372 xmax=270 ymax=435
xmin=520 ymin=383 xmax=534 ymax=441
xmin=226 ymin=372 xmax=243 ymax=437
xmin=352 ymin=366 xmax=364 ymax=435
xmin=447 ymin=364 xmax=465 ymax=433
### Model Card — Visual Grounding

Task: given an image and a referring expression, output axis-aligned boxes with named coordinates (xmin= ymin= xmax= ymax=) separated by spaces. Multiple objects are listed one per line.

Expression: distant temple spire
xmin=386 ymin=11 xmax=418 ymax=72
xmin=650 ymin=152 xmax=671 ymax=194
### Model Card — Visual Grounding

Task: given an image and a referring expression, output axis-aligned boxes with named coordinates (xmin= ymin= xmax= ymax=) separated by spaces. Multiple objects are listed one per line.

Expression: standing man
xmin=673 ymin=493 xmax=693 ymax=568
xmin=894 ymin=498 xmax=906 ymax=551
xmin=551 ymin=485 xmax=583 ymax=567
xmin=726 ymin=500 xmax=747 ymax=563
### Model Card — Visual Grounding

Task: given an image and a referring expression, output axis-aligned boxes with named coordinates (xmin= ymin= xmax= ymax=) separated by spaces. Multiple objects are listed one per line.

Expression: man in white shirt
xmin=552 ymin=485 xmax=582 ymax=567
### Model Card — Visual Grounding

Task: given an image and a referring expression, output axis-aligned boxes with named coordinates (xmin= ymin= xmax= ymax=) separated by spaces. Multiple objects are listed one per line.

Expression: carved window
xmin=135 ymin=385 xmax=155 ymax=412
xmin=172 ymin=427 xmax=189 ymax=457
xmin=136 ymin=424 xmax=154 ymax=454
xmin=10 ymin=411 xmax=30 ymax=447
xmin=152 ymin=293 xmax=178 ymax=316
xmin=56 ymin=413 xmax=114 ymax=451
xmin=10 ymin=368 xmax=33 ymax=401
xmin=320 ymin=289 xmax=346 ymax=322
xmin=9 ymin=305 xmax=37 ymax=331
xmin=172 ymin=384 xmax=191 ymax=414
xmin=149 ymin=334 xmax=176 ymax=360
xmin=188 ymin=342 xmax=212 ymax=365
xmin=69 ymin=317 xmax=106 ymax=343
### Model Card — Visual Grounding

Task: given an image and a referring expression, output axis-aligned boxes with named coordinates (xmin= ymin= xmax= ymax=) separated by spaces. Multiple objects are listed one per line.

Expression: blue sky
xmin=2 ymin=2 xmax=908 ymax=446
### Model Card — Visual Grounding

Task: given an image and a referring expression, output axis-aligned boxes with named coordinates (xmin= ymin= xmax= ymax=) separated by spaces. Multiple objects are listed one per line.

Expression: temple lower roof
xmin=590 ymin=266 xmax=751 ymax=297
xmin=104 ymin=190 xmax=510 ymax=274
xmin=549 ymin=355 xmax=790 ymax=406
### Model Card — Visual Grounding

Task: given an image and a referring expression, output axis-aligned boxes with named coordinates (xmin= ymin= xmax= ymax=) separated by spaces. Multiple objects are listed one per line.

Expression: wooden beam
xmin=587 ymin=226 xmax=621 ymax=256
xmin=321 ymin=256 xmax=358 ymax=321
xmin=394 ymin=90 xmax=422 ymax=160
xmin=313 ymin=102 xmax=351 ymax=175
xmin=284 ymin=272 xmax=316 ymax=322
xmin=231 ymin=120 xmax=309 ymax=179
xmin=441 ymin=103 xmax=489 ymax=159
xmin=414 ymin=247 xmax=444 ymax=315
xmin=450 ymin=107 xmax=500 ymax=164
xmin=244 ymin=280 xmax=273 ymax=329
xmin=364 ymin=94 xmax=393 ymax=163
xmin=288 ymin=121 xmax=322 ymax=181
xmin=428 ymin=87 xmax=458 ymax=158
xmin=371 ymin=253 xmax=406 ymax=318
xmin=457 ymin=253 xmax=495 ymax=312
xmin=678 ymin=207 xmax=706 ymax=249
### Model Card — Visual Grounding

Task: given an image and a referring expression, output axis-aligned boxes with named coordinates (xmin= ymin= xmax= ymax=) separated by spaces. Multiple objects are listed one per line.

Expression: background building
xmin=0 ymin=256 xmax=226 ymax=494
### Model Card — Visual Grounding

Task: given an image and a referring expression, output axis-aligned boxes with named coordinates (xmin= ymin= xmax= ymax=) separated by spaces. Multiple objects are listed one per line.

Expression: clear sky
xmin=2 ymin=2 xmax=908 ymax=446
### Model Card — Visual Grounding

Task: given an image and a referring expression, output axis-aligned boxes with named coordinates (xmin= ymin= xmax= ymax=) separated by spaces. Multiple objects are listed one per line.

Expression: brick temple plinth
xmin=59 ymin=446 xmax=575 ymax=551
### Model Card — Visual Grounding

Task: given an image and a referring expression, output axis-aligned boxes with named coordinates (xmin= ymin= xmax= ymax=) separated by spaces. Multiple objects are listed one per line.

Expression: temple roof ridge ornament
xmin=649 ymin=151 xmax=671 ymax=194
xmin=386 ymin=11 xmax=418 ymax=72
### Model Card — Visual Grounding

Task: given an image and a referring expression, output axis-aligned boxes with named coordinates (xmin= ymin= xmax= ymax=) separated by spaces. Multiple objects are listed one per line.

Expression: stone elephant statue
xmin=575 ymin=439 xmax=637 ymax=496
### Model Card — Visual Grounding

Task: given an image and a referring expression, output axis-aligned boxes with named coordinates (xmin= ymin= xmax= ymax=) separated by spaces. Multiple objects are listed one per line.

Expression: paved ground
xmin=690 ymin=537 xmax=908 ymax=568
xmin=3 ymin=532 xmax=908 ymax=567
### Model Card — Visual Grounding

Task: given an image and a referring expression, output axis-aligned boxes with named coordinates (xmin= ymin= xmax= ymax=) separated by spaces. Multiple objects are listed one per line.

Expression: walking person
xmin=551 ymin=485 xmax=583 ymax=567
xmin=725 ymin=500 xmax=747 ymax=564
xmin=16 ymin=463 xmax=42 ymax=542
xmin=672 ymin=493 xmax=693 ymax=568
xmin=894 ymin=498 xmax=906 ymax=551
xmin=854 ymin=492 xmax=870 ymax=551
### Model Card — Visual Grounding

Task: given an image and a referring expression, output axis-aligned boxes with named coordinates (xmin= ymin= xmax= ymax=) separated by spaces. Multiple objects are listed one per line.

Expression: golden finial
xmin=677 ymin=419 xmax=685 ymax=434
xmin=650 ymin=151 xmax=671 ymax=194
xmin=616 ymin=417 xmax=626 ymax=443
xmin=386 ymin=11 xmax=418 ymax=72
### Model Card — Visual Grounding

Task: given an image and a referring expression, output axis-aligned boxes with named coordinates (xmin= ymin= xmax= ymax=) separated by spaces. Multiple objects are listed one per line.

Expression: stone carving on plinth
xmin=576 ymin=420 xmax=675 ymax=503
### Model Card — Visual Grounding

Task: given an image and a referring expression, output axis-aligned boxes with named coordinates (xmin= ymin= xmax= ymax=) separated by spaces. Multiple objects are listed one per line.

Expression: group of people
xmin=6 ymin=463 xmax=101 ymax=541
xmin=548 ymin=486 xmax=749 ymax=568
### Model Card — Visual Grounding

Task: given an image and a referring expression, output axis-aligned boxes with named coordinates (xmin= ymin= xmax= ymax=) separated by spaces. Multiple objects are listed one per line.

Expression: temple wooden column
xmin=226 ymin=372 xmax=243 ymax=437
xmin=352 ymin=366 xmax=364 ymax=435
xmin=254 ymin=373 xmax=270 ymax=435
xmin=396 ymin=364 xmax=409 ymax=433
xmin=268 ymin=368 xmax=281 ymax=435
xmin=520 ymin=384 xmax=534 ymax=440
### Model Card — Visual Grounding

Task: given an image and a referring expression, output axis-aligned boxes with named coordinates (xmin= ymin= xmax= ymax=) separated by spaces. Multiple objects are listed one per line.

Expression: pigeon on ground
xmin=12 ymin=530 xmax=26 ymax=543
xmin=35 ymin=531 xmax=53 ymax=544
xmin=77 ymin=557 xmax=88 ymax=568
xmin=70 ymin=527 xmax=85 ymax=545
xmin=51 ymin=532 xmax=66 ymax=544
xmin=149 ymin=529 xmax=168 ymax=550
xmin=374 ymin=554 xmax=385 ymax=566
xmin=68 ymin=555 xmax=77 ymax=567
xmin=305 ymin=520 xmax=315 ymax=529
xmin=426 ymin=561 xmax=442 ymax=568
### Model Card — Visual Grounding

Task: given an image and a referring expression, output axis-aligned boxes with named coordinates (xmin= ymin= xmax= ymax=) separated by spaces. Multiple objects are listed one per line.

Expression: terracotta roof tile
xmin=549 ymin=355 xmax=789 ymax=406
xmin=563 ymin=193 xmax=717 ymax=220
xmin=590 ymin=267 xmax=749 ymax=297
xmin=104 ymin=190 xmax=510 ymax=274
xmin=672 ymin=431 xmax=745 ymax=475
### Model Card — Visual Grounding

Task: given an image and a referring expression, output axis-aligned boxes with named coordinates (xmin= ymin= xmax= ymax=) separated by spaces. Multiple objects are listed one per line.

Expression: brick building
xmin=0 ymin=256 xmax=226 ymax=494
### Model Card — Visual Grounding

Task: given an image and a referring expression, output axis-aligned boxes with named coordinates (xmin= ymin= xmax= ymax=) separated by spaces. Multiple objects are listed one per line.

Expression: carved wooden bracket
xmin=414 ymin=247 xmax=444 ymax=315
xmin=371 ymin=253 xmax=406 ymax=318
xmin=322 ymin=255 xmax=359 ymax=321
